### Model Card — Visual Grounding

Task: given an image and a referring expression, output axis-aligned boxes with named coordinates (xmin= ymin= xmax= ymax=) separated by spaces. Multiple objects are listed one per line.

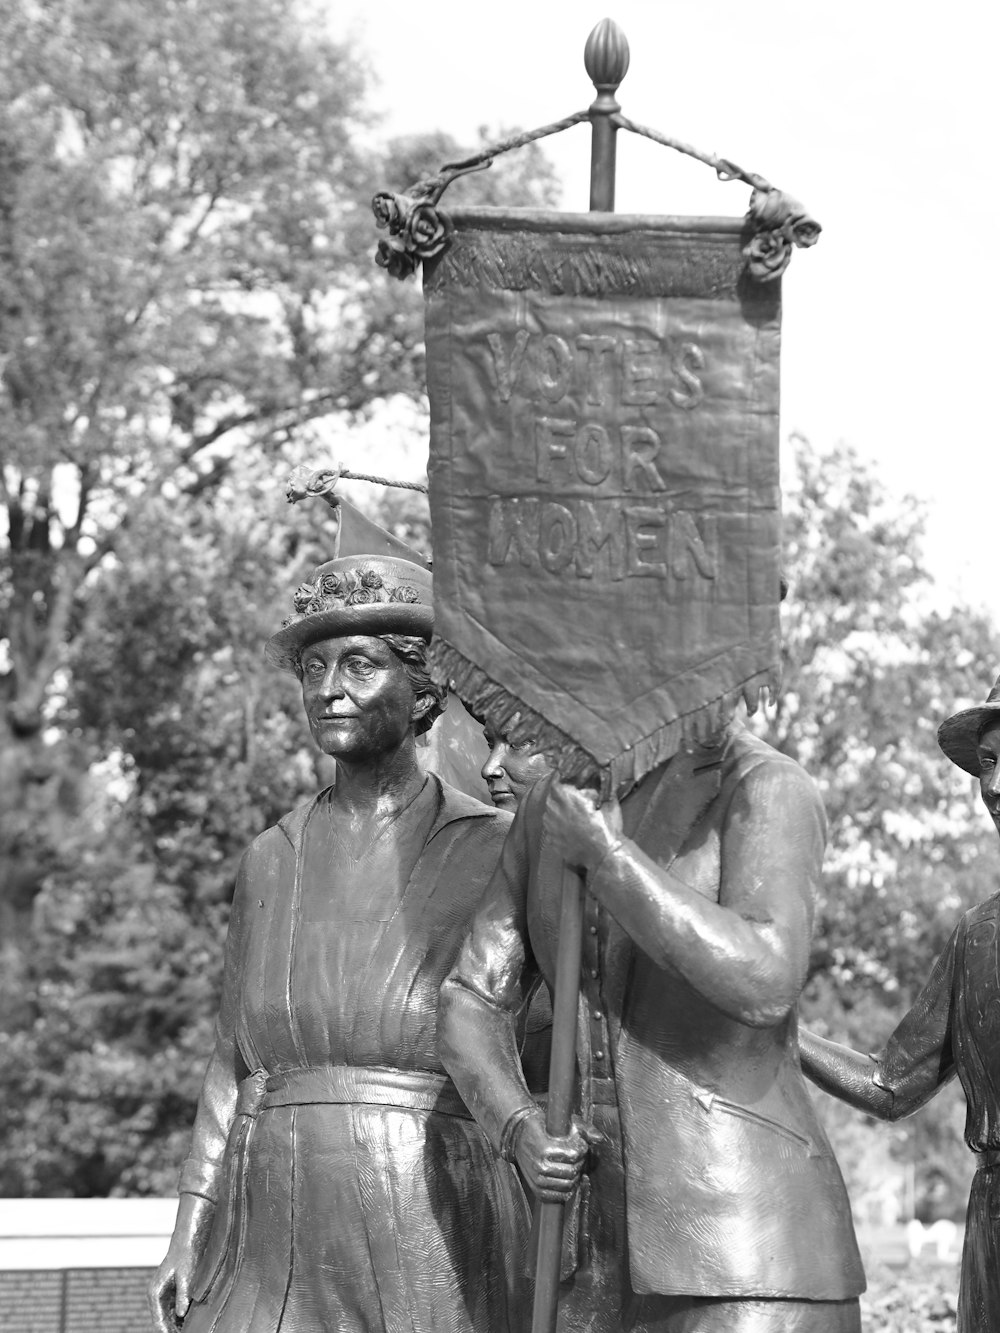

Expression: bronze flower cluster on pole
xmin=372 ymin=190 xmax=452 ymax=280
xmin=370 ymin=18 xmax=821 ymax=286
xmin=743 ymin=187 xmax=822 ymax=280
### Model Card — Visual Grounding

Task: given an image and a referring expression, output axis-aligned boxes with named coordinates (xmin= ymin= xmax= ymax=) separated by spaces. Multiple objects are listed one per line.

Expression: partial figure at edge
xmin=800 ymin=672 xmax=1000 ymax=1333
xmin=479 ymin=718 xmax=556 ymax=1101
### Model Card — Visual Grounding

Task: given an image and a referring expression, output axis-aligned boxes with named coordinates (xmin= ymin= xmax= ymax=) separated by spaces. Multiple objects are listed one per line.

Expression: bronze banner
xmin=424 ymin=209 xmax=782 ymax=794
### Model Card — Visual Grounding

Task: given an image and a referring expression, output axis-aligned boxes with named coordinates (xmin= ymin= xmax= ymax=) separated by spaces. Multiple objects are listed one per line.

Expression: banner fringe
xmin=430 ymin=640 xmax=777 ymax=801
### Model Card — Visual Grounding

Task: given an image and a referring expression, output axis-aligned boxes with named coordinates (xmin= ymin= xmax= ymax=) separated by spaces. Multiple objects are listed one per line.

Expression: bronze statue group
xmin=149 ymin=540 xmax=1000 ymax=1333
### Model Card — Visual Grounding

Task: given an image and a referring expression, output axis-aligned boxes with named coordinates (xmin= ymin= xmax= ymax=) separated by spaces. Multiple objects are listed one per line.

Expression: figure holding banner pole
xmin=371 ymin=13 xmax=859 ymax=1328
xmin=429 ymin=25 xmax=863 ymax=1323
xmin=440 ymin=721 xmax=867 ymax=1331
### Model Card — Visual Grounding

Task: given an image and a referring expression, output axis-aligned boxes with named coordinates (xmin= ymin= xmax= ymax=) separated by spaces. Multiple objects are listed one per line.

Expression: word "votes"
xmin=487 ymin=332 xmax=706 ymax=409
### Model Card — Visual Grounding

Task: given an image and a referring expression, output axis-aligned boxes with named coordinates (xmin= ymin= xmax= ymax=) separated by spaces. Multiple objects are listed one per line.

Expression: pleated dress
xmin=182 ymin=775 xmax=529 ymax=1333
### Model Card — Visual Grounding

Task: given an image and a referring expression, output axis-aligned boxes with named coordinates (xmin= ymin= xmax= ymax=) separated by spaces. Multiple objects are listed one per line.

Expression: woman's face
xmin=480 ymin=724 xmax=552 ymax=811
xmin=301 ymin=635 xmax=421 ymax=760
xmin=977 ymin=718 xmax=1000 ymax=833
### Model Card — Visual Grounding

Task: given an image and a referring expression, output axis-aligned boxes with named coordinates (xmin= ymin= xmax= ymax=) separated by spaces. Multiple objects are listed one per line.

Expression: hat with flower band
xmin=265 ymin=554 xmax=433 ymax=674
xmin=937 ymin=671 xmax=1000 ymax=776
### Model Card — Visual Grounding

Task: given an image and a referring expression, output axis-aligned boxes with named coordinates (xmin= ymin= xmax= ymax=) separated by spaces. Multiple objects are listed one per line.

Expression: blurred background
xmin=0 ymin=2 xmax=994 ymax=1328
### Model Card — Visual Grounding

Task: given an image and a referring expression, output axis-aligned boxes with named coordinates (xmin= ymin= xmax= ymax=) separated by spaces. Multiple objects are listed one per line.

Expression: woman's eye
xmin=345 ymin=657 xmax=376 ymax=675
xmin=304 ymin=659 xmax=324 ymax=677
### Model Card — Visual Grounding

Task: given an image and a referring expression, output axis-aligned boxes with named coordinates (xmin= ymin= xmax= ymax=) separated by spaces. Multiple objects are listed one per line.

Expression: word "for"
xmin=534 ymin=416 xmax=675 ymax=491
xmin=487 ymin=332 xmax=706 ymax=410
xmin=488 ymin=497 xmax=717 ymax=582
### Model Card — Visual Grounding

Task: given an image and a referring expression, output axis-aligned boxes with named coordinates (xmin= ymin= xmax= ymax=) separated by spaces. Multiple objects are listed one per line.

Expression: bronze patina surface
xmin=149 ymin=553 xmax=528 ymax=1333
xmin=423 ymin=209 xmax=783 ymax=797
xmin=440 ymin=722 xmax=866 ymax=1332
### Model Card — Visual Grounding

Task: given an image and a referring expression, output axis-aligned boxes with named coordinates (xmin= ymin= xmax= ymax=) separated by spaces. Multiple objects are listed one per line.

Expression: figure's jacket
xmin=440 ymin=726 xmax=865 ymax=1300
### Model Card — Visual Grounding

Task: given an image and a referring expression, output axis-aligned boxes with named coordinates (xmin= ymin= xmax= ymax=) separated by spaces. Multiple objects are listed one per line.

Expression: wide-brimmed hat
xmin=937 ymin=672 xmax=1000 ymax=776
xmin=265 ymin=553 xmax=433 ymax=674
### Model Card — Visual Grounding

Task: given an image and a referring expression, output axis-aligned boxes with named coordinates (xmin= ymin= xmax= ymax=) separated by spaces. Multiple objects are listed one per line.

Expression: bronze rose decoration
xmin=372 ymin=189 xmax=454 ymax=282
xmin=371 ymin=110 xmax=821 ymax=284
xmin=741 ymin=187 xmax=822 ymax=283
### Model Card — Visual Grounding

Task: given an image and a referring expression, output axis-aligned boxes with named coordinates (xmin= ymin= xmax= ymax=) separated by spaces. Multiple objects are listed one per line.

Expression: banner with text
xmin=424 ymin=210 xmax=783 ymax=794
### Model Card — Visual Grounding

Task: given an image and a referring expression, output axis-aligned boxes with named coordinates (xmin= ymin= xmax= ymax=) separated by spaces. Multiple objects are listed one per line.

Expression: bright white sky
xmin=329 ymin=0 xmax=999 ymax=618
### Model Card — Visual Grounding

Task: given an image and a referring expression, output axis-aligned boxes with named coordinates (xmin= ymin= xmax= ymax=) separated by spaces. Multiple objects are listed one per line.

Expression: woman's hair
xmin=294 ymin=633 xmax=446 ymax=737
xmin=381 ymin=633 xmax=447 ymax=736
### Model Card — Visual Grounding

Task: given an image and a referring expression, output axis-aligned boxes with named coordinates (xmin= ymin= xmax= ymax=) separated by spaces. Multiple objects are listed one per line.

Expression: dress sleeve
xmin=439 ymin=793 xmax=541 ymax=1154
xmin=589 ymin=756 xmax=822 ymax=1028
xmin=177 ymin=848 xmax=253 ymax=1201
xmin=872 ymin=924 xmax=959 ymax=1115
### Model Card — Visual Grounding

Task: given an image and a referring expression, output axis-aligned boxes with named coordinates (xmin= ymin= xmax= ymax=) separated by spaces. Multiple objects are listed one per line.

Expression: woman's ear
xmin=412 ymin=692 xmax=434 ymax=723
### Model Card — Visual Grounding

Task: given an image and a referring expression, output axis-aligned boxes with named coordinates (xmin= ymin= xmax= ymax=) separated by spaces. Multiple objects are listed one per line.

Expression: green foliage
xmin=0 ymin=0 xmax=559 ymax=1196
xmin=0 ymin=0 xmax=557 ymax=1087
xmin=862 ymin=1259 xmax=958 ymax=1332
xmin=384 ymin=126 xmax=562 ymax=213
xmin=762 ymin=436 xmax=1000 ymax=1222
xmin=864 ymin=1269 xmax=960 ymax=1333
xmin=768 ymin=436 xmax=999 ymax=1009
xmin=0 ymin=474 xmax=331 ymax=1193
xmin=1 ymin=469 xmax=436 ymax=1194
xmin=1 ymin=0 xmax=994 ymax=1218
xmin=0 ymin=0 xmax=558 ymax=739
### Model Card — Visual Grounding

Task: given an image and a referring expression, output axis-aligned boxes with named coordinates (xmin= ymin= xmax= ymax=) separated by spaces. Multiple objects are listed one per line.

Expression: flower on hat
xmin=282 ymin=567 xmax=421 ymax=628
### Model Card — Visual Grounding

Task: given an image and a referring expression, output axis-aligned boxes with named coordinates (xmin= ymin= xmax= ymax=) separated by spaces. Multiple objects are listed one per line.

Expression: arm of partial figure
xmin=799 ymin=924 xmax=960 ymax=1121
xmin=149 ymin=853 xmax=251 ymax=1332
xmin=439 ymin=805 xmax=593 ymax=1203
xmin=549 ymin=760 xmax=822 ymax=1028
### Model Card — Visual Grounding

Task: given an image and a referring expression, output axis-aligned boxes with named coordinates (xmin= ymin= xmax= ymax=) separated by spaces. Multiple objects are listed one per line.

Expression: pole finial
xmin=584 ymin=18 xmax=630 ymax=99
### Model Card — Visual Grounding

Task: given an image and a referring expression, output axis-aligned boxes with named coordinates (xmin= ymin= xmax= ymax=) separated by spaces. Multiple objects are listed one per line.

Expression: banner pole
xmin=585 ymin=18 xmax=630 ymax=211
xmin=529 ymin=22 xmax=630 ymax=1333
xmin=529 ymin=864 xmax=587 ymax=1333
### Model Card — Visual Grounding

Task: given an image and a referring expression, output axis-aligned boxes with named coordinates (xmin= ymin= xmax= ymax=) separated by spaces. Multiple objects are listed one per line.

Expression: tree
xmin=0 ymin=0 xmax=559 ymax=940
xmin=0 ymin=472 xmax=312 ymax=1192
xmin=760 ymin=435 xmax=1000 ymax=1220
xmin=0 ymin=0 xmax=560 ymax=1193
xmin=0 ymin=469 xmax=430 ymax=1194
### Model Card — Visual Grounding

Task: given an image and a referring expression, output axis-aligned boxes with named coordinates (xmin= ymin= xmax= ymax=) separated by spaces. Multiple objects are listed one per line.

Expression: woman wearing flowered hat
xmin=800 ymin=673 xmax=1000 ymax=1333
xmin=150 ymin=552 xmax=528 ymax=1333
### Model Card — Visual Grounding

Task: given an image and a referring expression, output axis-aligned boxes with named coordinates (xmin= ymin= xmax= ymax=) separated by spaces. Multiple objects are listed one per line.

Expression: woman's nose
xmin=988 ymin=766 xmax=1000 ymax=798
xmin=318 ymin=666 xmax=344 ymax=698
xmin=481 ymin=743 xmax=507 ymax=782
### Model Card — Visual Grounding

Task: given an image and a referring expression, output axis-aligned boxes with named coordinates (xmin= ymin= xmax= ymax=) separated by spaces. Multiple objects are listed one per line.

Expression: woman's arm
xmin=148 ymin=849 xmax=252 ymax=1330
xmin=800 ymin=926 xmax=960 ymax=1120
xmin=148 ymin=1194 xmax=217 ymax=1333
xmin=545 ymin=759 xmax=822 ymax=1028
xmin=439 ymin=803 xmax=541 ymax=1151
xmin=439 ymin=799 xmax=591 ymax=1201
xmin=798 ymin=1030 xmax=895 ymax=1117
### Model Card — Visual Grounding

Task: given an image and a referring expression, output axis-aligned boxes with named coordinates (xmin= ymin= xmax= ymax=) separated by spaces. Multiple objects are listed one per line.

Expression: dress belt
xmin=975 ymin=1147 xmax=1000 ymax=1171
xmin=235 ymin=1064 xmax=472 ymax=1120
